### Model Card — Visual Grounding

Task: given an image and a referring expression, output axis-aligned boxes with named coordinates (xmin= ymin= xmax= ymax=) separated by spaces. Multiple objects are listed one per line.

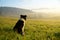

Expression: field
xmin=0 ymin=16 xmax=60 ymax=40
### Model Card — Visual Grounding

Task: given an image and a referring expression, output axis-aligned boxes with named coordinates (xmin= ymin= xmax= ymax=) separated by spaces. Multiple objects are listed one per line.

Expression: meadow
xmin=0 ymin=16 xmax=60 ymax=40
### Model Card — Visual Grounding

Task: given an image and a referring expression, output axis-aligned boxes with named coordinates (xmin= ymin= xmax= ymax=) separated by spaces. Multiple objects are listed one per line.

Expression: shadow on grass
xmin=54 ymin=32 xmax=60 ymax=38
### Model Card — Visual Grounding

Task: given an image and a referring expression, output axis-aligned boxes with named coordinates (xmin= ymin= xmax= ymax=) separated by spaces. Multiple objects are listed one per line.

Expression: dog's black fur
xmin=13 ymin=15 xmax=27 ymax=35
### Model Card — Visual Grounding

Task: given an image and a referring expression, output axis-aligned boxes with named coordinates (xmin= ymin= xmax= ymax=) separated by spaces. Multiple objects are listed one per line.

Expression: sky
xmin=0 ymin=0 xmax=60 ymax=12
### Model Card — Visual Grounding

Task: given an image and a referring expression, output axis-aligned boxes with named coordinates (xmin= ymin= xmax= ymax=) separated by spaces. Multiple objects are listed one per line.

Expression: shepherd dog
xmin=13 ymin=15 xmax=27 ymax=35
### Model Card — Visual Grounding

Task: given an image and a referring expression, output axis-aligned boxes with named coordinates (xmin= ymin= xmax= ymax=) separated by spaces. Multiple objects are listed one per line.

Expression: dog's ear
xmin=20 ymin=15 xmax=23 ymax=18
xmin=24 ymin=15 xmax=27 ymax=18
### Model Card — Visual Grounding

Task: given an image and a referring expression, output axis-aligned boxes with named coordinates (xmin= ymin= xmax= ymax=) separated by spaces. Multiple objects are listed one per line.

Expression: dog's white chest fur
xmin=20 ymin=18 xmax=25 ymax=26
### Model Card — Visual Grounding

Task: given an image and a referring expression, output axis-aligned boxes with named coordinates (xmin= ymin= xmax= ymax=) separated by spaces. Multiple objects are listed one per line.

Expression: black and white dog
xmin=13 ymin=15 xmax=27 ymax=35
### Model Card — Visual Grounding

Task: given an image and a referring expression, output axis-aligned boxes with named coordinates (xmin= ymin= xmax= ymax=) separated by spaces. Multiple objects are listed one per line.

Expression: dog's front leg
xmin=22 ymin=26 xmax=25 ymax=35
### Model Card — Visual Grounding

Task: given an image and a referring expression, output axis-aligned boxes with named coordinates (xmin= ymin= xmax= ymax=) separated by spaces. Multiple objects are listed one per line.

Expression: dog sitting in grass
xmin=13 ymin=15 xmax=27 ymax=35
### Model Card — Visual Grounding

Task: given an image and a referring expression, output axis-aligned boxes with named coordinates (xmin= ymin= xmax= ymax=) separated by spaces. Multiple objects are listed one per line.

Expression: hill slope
xmin=0 ymin=7 xmax=33 ymax=18
xmin=0 ymin=7 xmax=60 ymax=19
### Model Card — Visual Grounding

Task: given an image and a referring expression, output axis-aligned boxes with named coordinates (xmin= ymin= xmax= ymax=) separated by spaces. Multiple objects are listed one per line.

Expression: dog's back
xmin=13 ymin=19 xmax=24 ymax=30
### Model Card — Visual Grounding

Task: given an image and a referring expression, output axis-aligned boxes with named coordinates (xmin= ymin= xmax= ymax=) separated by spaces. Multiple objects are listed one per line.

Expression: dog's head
xmin=20 ymin=15 xmax=27 ymax=20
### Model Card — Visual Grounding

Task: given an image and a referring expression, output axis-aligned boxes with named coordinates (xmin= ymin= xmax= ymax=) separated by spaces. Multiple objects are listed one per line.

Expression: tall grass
xmin=0 ymin=16 xmax=60 ymax=40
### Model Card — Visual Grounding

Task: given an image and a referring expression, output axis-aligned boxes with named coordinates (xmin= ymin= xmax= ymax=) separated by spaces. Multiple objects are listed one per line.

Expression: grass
xmin=0 ymin=16 xmax=60 ymax=40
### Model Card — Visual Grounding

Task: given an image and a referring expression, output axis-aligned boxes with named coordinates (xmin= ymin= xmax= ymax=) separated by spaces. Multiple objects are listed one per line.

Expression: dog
xmin=13 ymin=15 xmax=27 ymax=35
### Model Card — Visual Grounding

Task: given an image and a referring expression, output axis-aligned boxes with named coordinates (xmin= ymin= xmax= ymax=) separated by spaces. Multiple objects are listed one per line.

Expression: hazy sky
xmin=0 ymin=0 xmax=60 ymax=13
xmin=0 ymin=0 xmax=60 ymax=9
